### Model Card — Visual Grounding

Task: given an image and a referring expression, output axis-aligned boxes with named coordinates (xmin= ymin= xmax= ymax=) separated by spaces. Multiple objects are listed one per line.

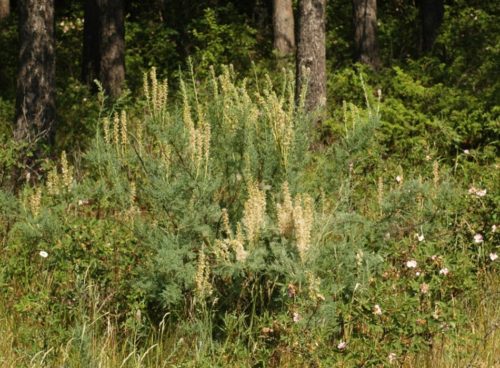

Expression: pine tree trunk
xmin=14 ymin=0 xmax=56 ymax=146
xmin=82 ymin=0 xmax=100 ymax=88
xmin=273 ymin=0 xmax=295 ymax=57
xmin=0 ymin=0 xmax=9 ymax=20
xmin=353 ymin=0 xmax=380 ymax=69
xmin=419 ymin=0 xmax=444 ymax=53
xmin=97 ymin=0 xmax=125 ymax=98
xmin=296 ymin=0 xmax=326 ymax=114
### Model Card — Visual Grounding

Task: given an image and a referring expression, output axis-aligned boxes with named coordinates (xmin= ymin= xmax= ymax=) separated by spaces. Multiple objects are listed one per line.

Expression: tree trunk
xmin=273 ymin=0 xmax=295 ymax=57
xmin=418 ymin=0 xmax=444 ymax=53
xmin=83 ymin=0 xmax=125 ymax=98
xmin=296 ymin=0 xmax=326 ymax=114
xmin=0 ymin=0 xmax=9 ymax=20
xmin=82 ymin=0 xmax=100 ymax=88
xmin=352 ymin=0 xmax=380 ymax=69
xmin=14 ymin=0 xmax=56 ymax=146
xmin=98 ymin=0 xmax=125 ymax=98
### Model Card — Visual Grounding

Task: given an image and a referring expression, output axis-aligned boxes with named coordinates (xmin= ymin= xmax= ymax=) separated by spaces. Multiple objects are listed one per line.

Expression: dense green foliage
xmin=0 ymin=0 xmax=498 ymax=366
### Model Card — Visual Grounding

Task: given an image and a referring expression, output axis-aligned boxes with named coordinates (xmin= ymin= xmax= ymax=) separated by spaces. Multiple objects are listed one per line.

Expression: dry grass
xmin=1 ymin=271 xmax=498 ymax=367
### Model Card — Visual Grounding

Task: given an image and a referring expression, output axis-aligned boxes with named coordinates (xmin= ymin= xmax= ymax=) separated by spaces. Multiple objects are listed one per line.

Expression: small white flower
xmin=337 ymin=341 xmax=347 ymax=350
xmin=373 ymin=304 xmax=382 ymax=315
xmin=439 ymin=268 xmax=449 ymax=276
xmin=476 ymin=189 xmax=487 ymax=197
xmin=463 ymin=149 xmax=470 ymax=155
xmin=388 ymin=352 xmax=397 ymax=363
xmin=415 ymin=271 xmax=421 ymax=276
xmin=492 ymin=225 xmax=497 ymax=233
xmin=473 ymin=233 xmax=484 ymax=243
xmin=468 ymin=187 xmax=487 ymax=197
xmin=39 ymin=250 xmax=48 ymax=258
xmin=395 ymin=175 xmax=402 ymax=183
xmin=490 ymin=253 xmax=498 ymax=261
xmin=406 ymin=260 xmax=417 ymax=269
xmin=292 ymin=312 xmax=301 ymax=323
xmin=417 ymin=233 xmax=425 ymax=242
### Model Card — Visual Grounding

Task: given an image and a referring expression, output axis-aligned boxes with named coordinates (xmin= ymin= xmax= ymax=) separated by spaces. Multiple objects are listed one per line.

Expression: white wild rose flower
xmin=337 ymin=341 xmax=347 ymax=350
xmin=439 ymin=268 xmax=449 ymax=276
xmin=476 ymin=189 xmax=487 ymax=197
xmin=468 ymin=186 xmax=487 ymax=197
xmin=406 ymin=260 xmax=417 ymax=269
xmin=473 ymin=233 xmax=484 ymax=243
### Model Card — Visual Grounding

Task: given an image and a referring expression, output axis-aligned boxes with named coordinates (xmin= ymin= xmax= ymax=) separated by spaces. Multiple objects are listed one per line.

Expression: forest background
xmin=0 ymin=0 xmax=498 ymax=367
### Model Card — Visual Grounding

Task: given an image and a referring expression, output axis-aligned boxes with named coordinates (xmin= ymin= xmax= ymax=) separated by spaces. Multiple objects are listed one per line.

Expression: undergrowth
xmin=0 ymin=67 xmax=498 ymax=367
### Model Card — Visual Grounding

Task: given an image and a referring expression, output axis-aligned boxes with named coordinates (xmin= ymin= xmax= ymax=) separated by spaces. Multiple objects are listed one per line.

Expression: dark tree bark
xmin=14 ymin=0 xmax=56 ymax=146
xmin=98 ymin=0 xmax=125 ymax=98
xmin=82 ymin=0 xmax=100 ymax=88
xmin=418 ymin=0 xmax=444 ymax=53
xmin=273 ymin=0 xmax=295 ymax=57
xmin=0 ymin=0 xmax=9 ymax=20
xmin=296 ymin=0 xmax=326 ymax=114
xmin=82 ymin=0 xmax=125 ymax=98
xmin=352 ymin=0 xmax=380 ymax=69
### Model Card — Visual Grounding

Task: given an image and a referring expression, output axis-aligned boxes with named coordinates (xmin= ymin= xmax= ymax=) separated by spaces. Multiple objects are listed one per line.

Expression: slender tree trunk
xmin=352 ymin=0 xmax=380 ymax=69
xmin=97 ymin=0 xmax=125 ymax=98
xmin=418 ymin=0 xmax=444 ymax=53
xmin=273 ymin=0 xmax=295 ymax=57
xmin=0 ymin=0 xmax=9 ymax=20
xmin=14 ymin=0 xmax=56 ymax=146
xmin=296 ymin=0 xmax=326 ymax=114
xmin=82 ymin=0 xmax=100 ymax=88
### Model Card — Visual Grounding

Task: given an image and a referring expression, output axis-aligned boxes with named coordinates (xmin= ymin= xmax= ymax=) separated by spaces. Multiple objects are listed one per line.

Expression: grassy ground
xmin=1 ymin=272 xmax=497 ymax=367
